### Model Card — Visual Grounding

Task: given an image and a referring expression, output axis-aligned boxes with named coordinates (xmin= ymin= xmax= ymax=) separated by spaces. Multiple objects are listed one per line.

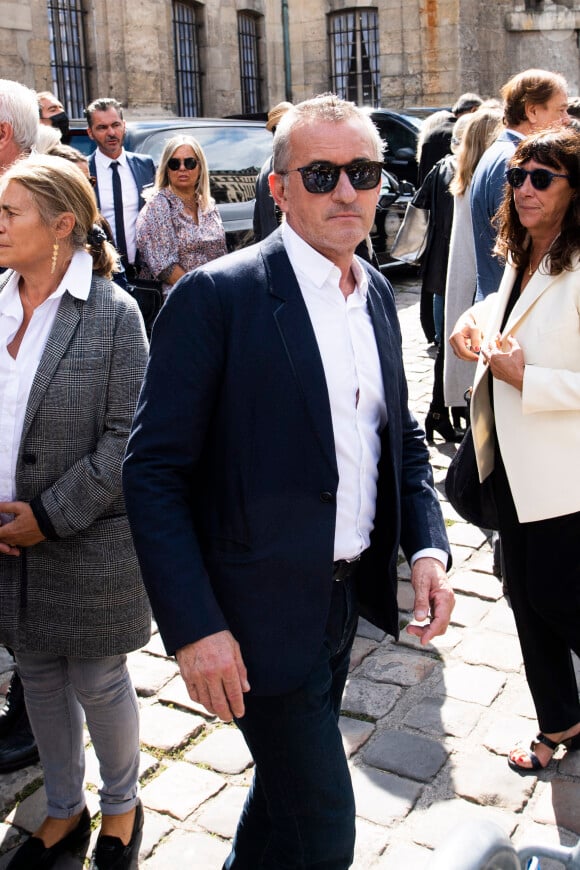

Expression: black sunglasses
xmin=506 ymin=167 xmax=570 ymax=191
xmin=284 ymin=160 xmax=383 ymax=194
xmin=167 ymin=157 xmax=198 ymax=171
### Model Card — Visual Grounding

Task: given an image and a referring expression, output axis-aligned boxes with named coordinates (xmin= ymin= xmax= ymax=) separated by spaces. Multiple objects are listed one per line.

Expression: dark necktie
xmin=110 ymin=161 xmax=128 ymax=264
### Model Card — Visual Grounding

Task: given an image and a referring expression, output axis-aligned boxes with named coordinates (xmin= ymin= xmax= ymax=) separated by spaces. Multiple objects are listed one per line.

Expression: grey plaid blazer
xmin=0 ymin=272 xmax=151 ymax=657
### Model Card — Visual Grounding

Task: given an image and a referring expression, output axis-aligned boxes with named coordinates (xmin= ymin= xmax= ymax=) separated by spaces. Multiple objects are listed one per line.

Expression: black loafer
xmin=0 ymin=720 xmax=39 ymax=773
xmin=0 ymin=672 xmax=27 ymax=738
xmin=90 ymin=799 xmax=144 ymax=869
xmin=7 ymin=806 xmax=91 ymax=869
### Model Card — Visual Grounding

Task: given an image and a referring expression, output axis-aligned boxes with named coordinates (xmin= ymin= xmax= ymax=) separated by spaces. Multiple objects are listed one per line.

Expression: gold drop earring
xmin=51 ymin=241 xmax=59 ymax=275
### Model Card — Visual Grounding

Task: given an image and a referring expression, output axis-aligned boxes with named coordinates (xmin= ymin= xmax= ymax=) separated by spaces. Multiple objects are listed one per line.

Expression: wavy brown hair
xmin=501 ymin=69 xmax=567 ymax=128
xmin=494 ymin=127 xmax=580 ymax=275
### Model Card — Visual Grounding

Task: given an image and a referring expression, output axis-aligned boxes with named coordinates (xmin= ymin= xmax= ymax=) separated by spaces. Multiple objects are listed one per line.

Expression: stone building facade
xmin=0 ymin=0 xmax=578 ymax=119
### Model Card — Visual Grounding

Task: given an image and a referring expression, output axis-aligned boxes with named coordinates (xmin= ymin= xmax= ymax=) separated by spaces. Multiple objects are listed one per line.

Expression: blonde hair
xmin=450 ymin=106 xmax=503 ymax=196
xmin=1 ymin=154 xmax=118 ymax=278
xmin=35 ymin=124 xmax=62 ymax=153
xmin=155 ymin=135 xmax=213 ymax=211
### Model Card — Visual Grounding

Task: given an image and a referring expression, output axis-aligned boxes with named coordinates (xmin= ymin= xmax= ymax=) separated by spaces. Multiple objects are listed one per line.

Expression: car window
xmin=132 ymin=126 xmax=272 ymax=204
xmin=373 ymin=118 xmax=417 ymax=155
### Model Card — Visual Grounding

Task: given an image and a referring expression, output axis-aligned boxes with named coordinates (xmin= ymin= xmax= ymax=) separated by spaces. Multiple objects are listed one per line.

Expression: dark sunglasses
xmin=167 ymin=157 xmax=198 ymax=171
xmin=506 ymin=167 xmax=570 ymax=191
xmin=284 ymin=160 xmax=383 ymax=194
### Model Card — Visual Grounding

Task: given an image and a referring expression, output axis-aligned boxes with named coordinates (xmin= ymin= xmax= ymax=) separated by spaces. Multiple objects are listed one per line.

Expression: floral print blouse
xmin=136 ymin=187 xmax=228 ymax=295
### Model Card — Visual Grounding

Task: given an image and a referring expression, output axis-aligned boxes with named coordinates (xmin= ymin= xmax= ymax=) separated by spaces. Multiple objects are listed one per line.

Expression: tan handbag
xmin=390 ymin=203 xmax=429 ymax=264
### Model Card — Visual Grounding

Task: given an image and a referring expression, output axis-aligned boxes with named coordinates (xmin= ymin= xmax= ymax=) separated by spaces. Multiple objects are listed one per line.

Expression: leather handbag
xmin=445 ymin=426 xmax=499 ymax=530
xmin=390 ymin=202 xmax=430 ymax=264
xmin=125 ymin=277 xmax=163 ymax=337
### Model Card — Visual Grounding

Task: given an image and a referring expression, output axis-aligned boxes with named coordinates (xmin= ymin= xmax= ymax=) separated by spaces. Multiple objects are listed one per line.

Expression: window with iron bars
xmin=238 ymin=12 xmax=262 ymax=114
xmin=328 ymin=9 xmax=380 ymax=107
xmin=173 ymin=0 xmax=203 ymax=116
xmin=47 ymin=0 xmax=89 ymax=118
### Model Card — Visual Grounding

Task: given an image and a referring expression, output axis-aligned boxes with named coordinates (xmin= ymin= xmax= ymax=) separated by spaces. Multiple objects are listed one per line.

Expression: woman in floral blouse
xmin=136 ymin=135 xmax=227 ymax=296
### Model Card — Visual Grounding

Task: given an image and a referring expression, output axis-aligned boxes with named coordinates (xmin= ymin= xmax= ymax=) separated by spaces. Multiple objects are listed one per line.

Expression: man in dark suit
xmin=123 ymin=94 xmax=454 ymax=869
xmin=416 ymin=92 xmax=482 ymax=186
xmin=85 ymin=97 xmax=155 ymax=279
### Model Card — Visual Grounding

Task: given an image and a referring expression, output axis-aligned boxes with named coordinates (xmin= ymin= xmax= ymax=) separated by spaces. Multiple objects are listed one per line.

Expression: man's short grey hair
xmin=272 ymin=93 xmax=384 ymax=174
xmin=84 ymin=97 xmax=124 ymax=127
xmin=0 ymin=79 xmax=41 ymax=154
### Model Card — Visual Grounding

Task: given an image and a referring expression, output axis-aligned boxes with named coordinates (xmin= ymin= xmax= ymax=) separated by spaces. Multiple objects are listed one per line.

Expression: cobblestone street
xmin=1 ymin=270 xmax=579 ymax=869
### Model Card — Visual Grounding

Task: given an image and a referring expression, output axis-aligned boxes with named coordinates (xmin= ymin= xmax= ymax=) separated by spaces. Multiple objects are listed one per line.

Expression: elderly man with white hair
xmin=0 ymin=77 xmax=42 ymax=774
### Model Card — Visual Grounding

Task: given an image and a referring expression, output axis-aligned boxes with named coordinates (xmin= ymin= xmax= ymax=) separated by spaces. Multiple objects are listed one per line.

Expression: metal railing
xmin=426 ymin=819 xmax=580 ymax=869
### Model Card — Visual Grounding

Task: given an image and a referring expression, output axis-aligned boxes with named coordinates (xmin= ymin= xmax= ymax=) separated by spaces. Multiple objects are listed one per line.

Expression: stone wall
xmin=0 ymin=0 xmax=578 ymax=117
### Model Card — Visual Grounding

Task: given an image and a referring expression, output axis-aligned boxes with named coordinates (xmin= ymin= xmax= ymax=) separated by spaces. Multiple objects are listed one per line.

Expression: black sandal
xmin=508 ymin=731 xmax=580 ymax=775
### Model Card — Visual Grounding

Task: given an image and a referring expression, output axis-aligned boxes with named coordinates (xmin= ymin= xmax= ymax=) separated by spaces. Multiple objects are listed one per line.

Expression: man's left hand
xmin=407 ymin=557 xmax=454 ymax=645
xmin=0 ymin=501 xmax=46 ymax=555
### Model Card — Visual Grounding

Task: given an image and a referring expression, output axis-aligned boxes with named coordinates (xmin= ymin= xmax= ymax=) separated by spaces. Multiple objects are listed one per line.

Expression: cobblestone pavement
xmin=1 ymin=271 xmax=579 ymax=869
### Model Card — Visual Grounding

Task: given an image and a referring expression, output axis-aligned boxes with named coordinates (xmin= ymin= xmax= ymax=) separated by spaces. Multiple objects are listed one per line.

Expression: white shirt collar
xmin=0 ymin=249 xmax=93 ymax=318
xmin=95 ymin=147 xmax=127 ymax=169
xmin=281 ymin=222 xmax=368 ymax=302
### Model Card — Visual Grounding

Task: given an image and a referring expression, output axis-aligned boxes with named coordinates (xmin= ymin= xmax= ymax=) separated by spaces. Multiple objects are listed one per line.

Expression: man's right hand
xmin=449 ymin=313 xmax=482 ymax=361
xmin=176 ymin=630 xmax=250 ymax=722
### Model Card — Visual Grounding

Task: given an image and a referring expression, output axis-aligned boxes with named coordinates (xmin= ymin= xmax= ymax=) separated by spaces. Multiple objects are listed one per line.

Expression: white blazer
xmin=470 ymin=254 xmax=580 ymax=523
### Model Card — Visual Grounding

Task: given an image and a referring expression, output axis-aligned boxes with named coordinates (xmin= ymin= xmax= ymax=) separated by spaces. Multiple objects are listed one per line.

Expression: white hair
xmin=0 ymin=79 xmax=40 ymax=153
xmin=35 ymin=125 xmax=62 ymax=153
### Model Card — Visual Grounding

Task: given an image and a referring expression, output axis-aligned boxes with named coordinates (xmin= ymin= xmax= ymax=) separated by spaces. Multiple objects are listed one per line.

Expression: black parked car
xmin=365 ymin=108 xmax=424 ymax=187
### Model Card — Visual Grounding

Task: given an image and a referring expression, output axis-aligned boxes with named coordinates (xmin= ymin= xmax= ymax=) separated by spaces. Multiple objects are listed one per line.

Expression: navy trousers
xmin=223 ymin=573 xmax=359 ymax=869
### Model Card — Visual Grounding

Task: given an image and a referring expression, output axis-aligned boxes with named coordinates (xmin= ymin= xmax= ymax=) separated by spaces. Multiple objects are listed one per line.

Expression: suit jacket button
xmin=22 ymin=453 xmax=37 ymax=465
xmin=320 ymin=491 xmax=334 ymax=503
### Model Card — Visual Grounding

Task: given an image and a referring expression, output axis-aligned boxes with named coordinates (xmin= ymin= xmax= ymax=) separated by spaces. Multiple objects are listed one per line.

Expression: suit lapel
xmin=88 ymin=154 xmax=101 ymax=209
xmin=261 ymin=233 xmax=337 ymax=476
xmin=365 ymin=275 xmax=398 ymax=411
xmin=503 ymin=267 xmax=560 ymax=337
xmin=22 ymin=294 xmax=81 ymax=438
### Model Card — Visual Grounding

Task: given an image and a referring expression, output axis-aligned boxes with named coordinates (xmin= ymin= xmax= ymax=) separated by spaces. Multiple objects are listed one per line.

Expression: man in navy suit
xmin=123 ymin=94 xmax=454 ymax=869
xmin=85 ymin=97 xmax=155 ymax=279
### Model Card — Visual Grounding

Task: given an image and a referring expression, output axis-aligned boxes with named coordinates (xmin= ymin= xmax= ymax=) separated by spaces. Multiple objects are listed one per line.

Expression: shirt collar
xmin=281 ymin=222 xmax=368 ymax=301
xmin=0 ymin=249 xmax=93 ymax=318
xmin=95 ymin=147 xmax=127 ymax=169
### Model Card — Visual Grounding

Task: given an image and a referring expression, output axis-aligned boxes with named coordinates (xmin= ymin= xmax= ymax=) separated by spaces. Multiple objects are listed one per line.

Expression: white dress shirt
xmin=282 ymin=223 xmax=447 ymax=569
xmin=94 ymin=147 xmax=140 ymax=264
xmin=0 ymin=252 xmax=92 ymax=520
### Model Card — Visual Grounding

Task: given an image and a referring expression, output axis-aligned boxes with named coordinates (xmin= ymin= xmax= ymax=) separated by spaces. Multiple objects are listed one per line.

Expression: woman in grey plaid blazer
xmin=0 ymin=156 xmax=151 ymax=870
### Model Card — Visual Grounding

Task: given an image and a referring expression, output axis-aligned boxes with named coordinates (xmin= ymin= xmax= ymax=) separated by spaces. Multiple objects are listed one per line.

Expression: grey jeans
xmin=16 ymin=651 xmax=140 ymax=818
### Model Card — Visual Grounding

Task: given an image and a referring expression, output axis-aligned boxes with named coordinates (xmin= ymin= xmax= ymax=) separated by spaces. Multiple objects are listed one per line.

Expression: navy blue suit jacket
xmin=123 ymin=230 xmax=450 ymax=695
xmin=88 ymin=150 xmax=155 ymax=212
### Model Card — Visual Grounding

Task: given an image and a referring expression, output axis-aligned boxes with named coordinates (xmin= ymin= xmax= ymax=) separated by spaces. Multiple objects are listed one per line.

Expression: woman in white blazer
xmin=450 ymin=126 xmax=580 ymax=774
